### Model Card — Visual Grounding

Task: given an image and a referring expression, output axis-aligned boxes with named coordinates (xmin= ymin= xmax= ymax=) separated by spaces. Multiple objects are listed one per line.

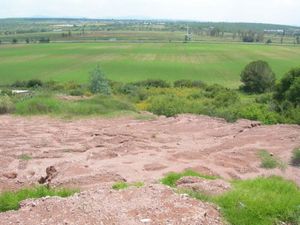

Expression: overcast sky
xmin=1 ymin=0 xmax=300 ymax=26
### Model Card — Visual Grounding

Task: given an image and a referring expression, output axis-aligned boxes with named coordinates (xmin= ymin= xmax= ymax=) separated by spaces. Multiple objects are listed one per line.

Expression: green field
xmin=1 ymin=42 xmax=300 ymax=87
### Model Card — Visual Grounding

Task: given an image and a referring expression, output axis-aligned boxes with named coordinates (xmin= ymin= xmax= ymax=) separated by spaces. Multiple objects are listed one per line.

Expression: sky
xmin=1 ymin=0 xmax=300 ymax=26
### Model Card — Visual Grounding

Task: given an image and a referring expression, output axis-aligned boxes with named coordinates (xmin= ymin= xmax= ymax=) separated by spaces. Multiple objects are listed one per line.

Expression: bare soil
xmin=0 ymin=114 xmax=299 ymax=224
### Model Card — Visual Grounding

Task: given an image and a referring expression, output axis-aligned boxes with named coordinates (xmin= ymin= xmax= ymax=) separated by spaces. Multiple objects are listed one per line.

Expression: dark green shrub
xmin=204 ymin=84 xmax=227 ymax=98
xmin=255 ymin=93 xmax=273 ymax=104
xmin=240 ymin=60 xmax=276 ymax=93
xmin=133 ymin=79 xmax=170 ymax=88
xmin=11 ymin=80 xmax=27 ymax=88
xmin=274 ymin=68 xmax=300 ymax=106
xmin=212 ymin=90 xmax=240 ymax=107
xmin=118 ymin=83 xmax=139 ymax=95
xmin=27 ymin=79 xmax=43 ymax=88
xmin=69 ymin=89 xmax=84 ymax=96
xmin=174 ymin=80 xmax=206 ymax=88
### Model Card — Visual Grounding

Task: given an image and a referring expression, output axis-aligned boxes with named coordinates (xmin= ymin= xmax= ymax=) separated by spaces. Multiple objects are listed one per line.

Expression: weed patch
xmin=161 ymin=170 xmax=217 ymax=187
xmin=19 ymin=154 xmax=32 ymax=161
xmin=0 ymin=186 xmax=78 ymax=212
xmin=258 ymin=150 xmax=286 ymax=170
xmin=112 ymin=181 xmax=144 ymax=190
xmin=215 ymin=176 xmax=300 ymax=225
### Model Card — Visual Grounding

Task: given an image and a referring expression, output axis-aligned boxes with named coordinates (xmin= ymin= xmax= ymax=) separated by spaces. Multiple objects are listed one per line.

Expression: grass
xmin=1 ymin=43 xmax=300 ymax=88
xmin=258 ymin=150 xmax=286 ymax=170
xmin=0 ymin=186 xmax=78 ymax=212
xmin=14 ymin=94 xmax=136 ymax=117
xmin=160 ymin=169 xmax=218 ymax=187
xmin=160 ymin=171 xmax=300 ymax=225
xmin=112 ymin=181 xmax=144 ymax=190
xmin=215 ymin=176 xmax=300 ymax=225
xmin=19 ymin=154 xmax=32 ymax=161
xmin=291 ymin=148 xmax=300 ymax=167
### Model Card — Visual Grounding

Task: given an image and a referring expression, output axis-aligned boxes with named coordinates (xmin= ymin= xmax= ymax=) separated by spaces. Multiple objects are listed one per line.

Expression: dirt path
xmin=0 ymin=114 xmax=299 ymax=224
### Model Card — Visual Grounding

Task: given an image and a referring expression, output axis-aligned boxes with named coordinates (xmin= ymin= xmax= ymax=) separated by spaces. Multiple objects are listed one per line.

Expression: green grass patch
xmin=1 ymin=43 xmax=300 ymax=88
xmin=0 ymin=186 xmax=79 ymax=212
xmin=177 ymin=188 xmax=212 ymax=202
xmin=258 ymin=150 xmax=286 ymax=170
xmin=291 ymin=148 xmax=300 ymax=167
xmin=14 ymin=94 xmax=135 ymax=117
xmin=215 ymin=176 xmax=300 ymax=225
xmin=160 ymin=170 xmax=218 ymax=187
xmin=112 ymin=181 xmax=144 ymax=190
xmin=19 ymin=154 xmax=32 ymax=161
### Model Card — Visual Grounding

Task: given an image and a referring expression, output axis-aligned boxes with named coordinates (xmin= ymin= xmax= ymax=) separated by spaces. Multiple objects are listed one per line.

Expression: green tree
xmin=240 ymin=60 xmax=276 ymax=93
xmin=89 ymin=65 xmax=111 ymax=95
xmin=12 ymin=38 xmax=17 ymax=44
xmin=274 ymin=68 xmax=300 ymax=106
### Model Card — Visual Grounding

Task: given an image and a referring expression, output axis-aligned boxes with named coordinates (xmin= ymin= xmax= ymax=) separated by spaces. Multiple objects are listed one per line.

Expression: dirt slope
xmin=0 ymin=114 xmax=299 ymax=224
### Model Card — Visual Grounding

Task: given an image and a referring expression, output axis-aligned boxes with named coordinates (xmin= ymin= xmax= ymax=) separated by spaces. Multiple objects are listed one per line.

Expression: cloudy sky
xmin=1 ymin=0 xmax=300 ymax=26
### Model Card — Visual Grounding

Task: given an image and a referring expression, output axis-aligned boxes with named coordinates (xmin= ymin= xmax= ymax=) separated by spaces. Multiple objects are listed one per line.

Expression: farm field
xmin=1 ymin=42 xmax=300 ymax=87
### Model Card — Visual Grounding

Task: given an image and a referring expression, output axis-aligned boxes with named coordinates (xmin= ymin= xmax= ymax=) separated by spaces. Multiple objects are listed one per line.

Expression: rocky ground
xmin=0 ymin=114 xmax=299 ymax=224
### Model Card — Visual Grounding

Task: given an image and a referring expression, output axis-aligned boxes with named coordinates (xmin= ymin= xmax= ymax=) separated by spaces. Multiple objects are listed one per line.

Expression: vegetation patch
xmin=160 ymin=170 xmax=217 ymax=187
xmin=291 ymin=148 xmax=300 ymax=167
xmin=15 ymin=94 xmax=135 ymax=117
xmin=112 ymin=181 xmax=144 ymax=190
xmin=19 ymin=154 xmax=32 ymax=161
xmin=215 ymin=176 xmax=300 ymax=225
xmin=258 ymin=150 xmax=286 ymax=170
xmin=0 ymin=95 xmax=15 ymax=114
xmin=0 ymin=186 xmax=78 ymax=212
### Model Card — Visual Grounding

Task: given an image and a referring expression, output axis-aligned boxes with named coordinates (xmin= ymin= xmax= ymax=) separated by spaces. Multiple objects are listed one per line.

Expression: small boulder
xmin=2 ymin=172 xmax=18 ymax=179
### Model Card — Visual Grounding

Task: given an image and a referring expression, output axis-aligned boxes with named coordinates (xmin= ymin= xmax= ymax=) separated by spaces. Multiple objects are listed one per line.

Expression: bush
xmin=274 ymin=68 xmax=300 ymax=107
xmin=240 ymin=60 xmax=276 ymax=93
xmin=204 ymin=84 xmax=227 ymax=98
xmin=212 ymin=90 xmax=240 ymax=107
xmin=147 ymin=95 xmax=187 ymax=117
xmin=64 ymin=81 xmax=81 ymax=91
xmin=27 ymin=79 xmax=43 ymax=88
xmin=89 ymin=66 xmax=111 ymax=95
xmin=44 ymin=81 xmax=64 ymax=91
xmin=11 ymin=80 xmax=27 ymax=88
xmin=174 ymin=80 xmax=206 ymax=88
xmin=69 ymin=89 xmax=84 ymax=96
xmin=0 ymin=95 xmax=15 ymax=114
xmin=133 ymin=79 xmax=170 ymax=88
xmin=291 ymin=148 xmax=300 ymax=167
